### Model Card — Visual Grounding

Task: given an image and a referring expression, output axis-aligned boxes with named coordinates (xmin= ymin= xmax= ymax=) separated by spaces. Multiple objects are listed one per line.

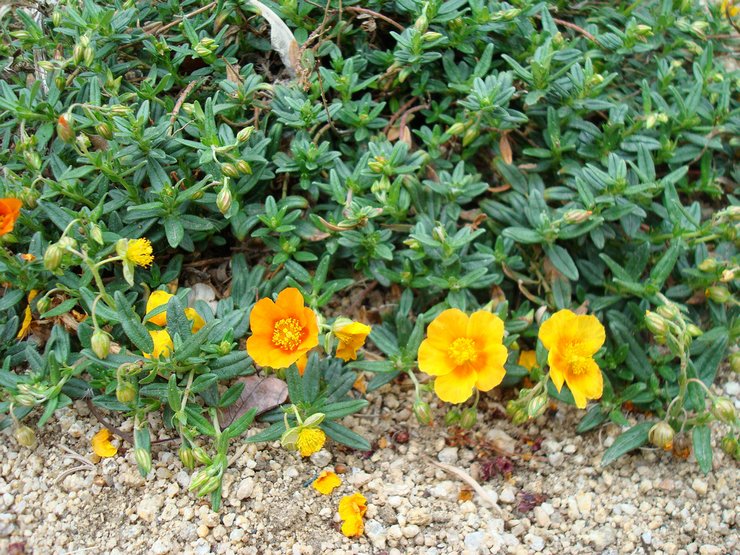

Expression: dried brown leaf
xmin=218 ymin=375 xmax=288 ymax=428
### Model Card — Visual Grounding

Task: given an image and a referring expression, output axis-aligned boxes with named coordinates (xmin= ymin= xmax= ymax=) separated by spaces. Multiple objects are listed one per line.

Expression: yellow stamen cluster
xmin=272 ymin=317 xmax=304 ymax=351
xmin=125 ymin=238 xmax=154 ymax=268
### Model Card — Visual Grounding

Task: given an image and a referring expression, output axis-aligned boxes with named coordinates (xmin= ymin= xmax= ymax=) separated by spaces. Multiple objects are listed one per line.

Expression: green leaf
xmin=321 ymin=420 xmax=370 ymax=450
xmin=40 ymin=298 xmax=78 ymax=318
xmin=114 ymin=291 xmax=153 ymax=353
xmin=544 ymin=243 xmax=579 ymax=280
xmin=0 ymin=289 xmax=23 ymax=310
xmin=601 ymin=421 xmax=654 ymax=467
xmin=502 ymin=227 xmax=544 ymax=244
xmin=246 ymin=421 xmax=285 ymax=443
xmin=577 ymin=405 xmax=608 ymax=433
xmin=692 ymin=425 xmax=712 ymax=475
xmin=322 ymin=399 xmax=368 ymax=420
xmin=190 ymin=373 xmax=218 ymax=394
xmin=224 ymin=408 xmax=257 ymax=439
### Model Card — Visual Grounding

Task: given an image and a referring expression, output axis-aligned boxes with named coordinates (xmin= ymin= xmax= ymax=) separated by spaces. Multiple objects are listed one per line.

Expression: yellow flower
xmin=312 ymin=470 xmax=342 ymax=495
xmin=517 ymin=350 xmax=537 ymax=372
xmin=146 ymin=290 xmax=205 ymax=332
xmin=143 ymin=329 xmax=174 ymax=359
xmin=125 ymin=238 xmax=154 ymax=268
xmin=338 ymin=493 xmax=367 ymax=537
xmin=296 ymin=427 xmax=326 ymax=457
xmin=16 ymin=290 xmax=39 ymax=339
xmin=538 ymin=309 xmax=606 ymax=409
xmin=246 ymin=288 xmax=319 ymax=369
xmin=417 ymin=309 xmax=508 ymax=404
xmin=721 ymin=0 xmax=739 ymax=17
xmin=92 ymin=429 xmax=118 ymax=457
xmin=333 ymin=320 xmax=372 ymax=361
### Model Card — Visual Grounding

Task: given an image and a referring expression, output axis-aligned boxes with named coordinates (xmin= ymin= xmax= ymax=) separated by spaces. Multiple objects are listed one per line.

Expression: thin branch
xmin=428 ymin=458 xmax=502 ymax=513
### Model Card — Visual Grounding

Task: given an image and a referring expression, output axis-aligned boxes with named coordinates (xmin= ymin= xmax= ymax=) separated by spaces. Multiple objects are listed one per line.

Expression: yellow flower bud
xmin=179 ymin=446 xmax=195 ymax=470
xmin=563 ymin=209 xmax=593 ymax=224
xmin=656 ymin=303 xmax=680 ymax=321
xmin=712 ymin=397 xmax=736 ymax=424
xmin=43 ymin=244 xmax=64 ymax=271
xmin=134 ymin=448 xmax=152 ymax=475
xmin=444 ymin=408 xmax=461 ymax=426
xmin=720 ymin=436 xmax=738 ymax=457
xmin=698 ymin=258 xmax=718 ymax=272
xmin=447 ymin=122 xmax=466 ymax=136
xmin=57 ymin=114 xmax=75 ymax=143
xmin=705 ymin=286 xmax=731 ymax=303
xmin=221 ymin=163 xmax=239 ymax=178
xmin=116 ymin=381 xmax=136 ymax=404
xmin=216 ymin=186 xmax=232 ymax=215
xmin=648 ymin=421 xmax=675 ymax=450
xmin=731 ymin=352 xmax=740 ymax=374
xmin=527 ymin=393 xmax=549 ymax=419
xmin=192 ymin=446 xmax=212 ymax=465
xmin=644 ymin=311 xmax=667 ymax=336
xmin=236 ymin=127 xmax=254 ymax=143
xmin=235 ymin=160 xmax=252 ymax=175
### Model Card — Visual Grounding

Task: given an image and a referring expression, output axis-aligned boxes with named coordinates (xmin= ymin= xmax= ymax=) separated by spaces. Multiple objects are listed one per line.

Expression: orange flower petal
xmin=146 ymin=290 xmax=172 ymax=327
xmin=538 ymin=309 xmax=577 ymax=350
xmin=466 ymin=310 xmax=505 ymax=344
xmin=249 ymin=297 xmax=285 ymax=335
xmin=312 ymin=470 xmax=341 ymax=495
xmin=275 ymin=287 xmax=307 ymax=312
xmin=418 ymin=339 xmax=455 ymax=377
xmin=434 ymin=364 xmax=478 ymax=404
xmin=572 ymin=314 xmax=606 ymax=356
xmin=474 ymin=344 xmax=508 ymax=392
xmin=565 ymin=359 xmax=603 ymax=409
xmin=426 ymin=308 xmax=469 ymax=342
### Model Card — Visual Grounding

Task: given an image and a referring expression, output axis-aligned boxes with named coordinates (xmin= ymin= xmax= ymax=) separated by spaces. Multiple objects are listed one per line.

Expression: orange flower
xmin=92 ymin=429 xmax=118 ymax=457
xmin=312 ymin=470 xmax=341 ymax=495
xmin=0 ymin=198 xmax=22 ymax=236
xmin=417 ymin=309 xmax=508 ymax=404
xmin=333 ymin=320 xmax=372 ymax=361
xmin=338 ymin=493 xmax=367 ymax=537
xmin=143 ymin=329 xmax=174 ymax=359
xmin=246 ymin=288 xmax=319 ymax=368
xmin=538 ymin=309 xmax=605 ymax=409
xmin=517 ymin=350 xmax=537 ymax=372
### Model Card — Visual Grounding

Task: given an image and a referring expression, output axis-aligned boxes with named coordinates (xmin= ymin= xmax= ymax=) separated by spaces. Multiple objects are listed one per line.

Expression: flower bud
xmin=414 ymin=14 xmax=428 ymax=32
xmin=303 ymin=412 xmax=325 ymax=428
xmin=712 ymin=397 xmax=736 ymax=423
xmin=720 ymin=436 xmax=738 ymax=457
xmin=447 ymin=122 xmax=466 ymax=136
xmin=72 ymin=43 xmax=85 ymax=65
xmin=116 ymin=380 xmax=136 ymax=404
xmin=280 ymin=427 xmax=300 ymax=451
xmin=459 ymin=407 xmax=477 ymax=429
xmin=367 ymin=156 xmax=387 ymax=173
xmin=179 ymin=446 xmax=195 ymax=470
xmin=83 ymin=46 xmax=94 ymax=66
xmin=23 ymin=150 xmax=41 ymax=170
xmin=15 ymin=394 xmax=37 ymax=407
xmin=235 ymin=160 xmax=252 ymax=175
xmin=134 ymin=448 xmax=152 ymax=475
xmin=686 ymin=324 xmax=703 ymax=337
xmin=698 ymin=258 xmax=718 ymax=272
xmin=43 ymin=244 xmax=64 ymax=271
xmin=198 ymin=476 xmax=222 ymax=496
xmin=90 ymin=224 xmax=104 ymax=245
xmin=527 ymin=393 xmax=548 ymax=419
xmin=221 ymin=163 xmax=239 ymax=178
xmin=218 ymin=340 xmax=232 ymax=355
xmin=648 ymin=421 xmax=674 ymax=450
xmin=92 ymin=329 xmax=111 ymax=359
xmin=462 ymin=127 xmax=479 ymax=147
xmin=731 ymin=352 xmax=740 ymax=374
xmin=192 ymin=446 xmax=212 ymax=465
xmin=110 ymin=104 xmax=129 ymax=117
xmin=444 ymin=408 xmax=461 ymax=426
xmin=656 ymin=303 xmax=680 ymax=321
xmin=644 ymin=311 xmax=667 ymax=336
xmin=188 ymin=469 xmax=210 ymax=491
xmin=52 ymin=11 xmax=62 ymax=27
xmin=57 ymin=114 xmax=74 ymax=143
xmin=36 ymin=296 xmax=51 ymax=314
xmin=720 ymin=268 xmax=736 ymax=283
xmin=511 ymin=408 xmax=529 ymax=425
xmin=216 ymin=186 xmax=232 ymax=215
xmin=422 ymin=31 xmax=444 ymax=42
xmin=95 ymin=122 xmax=113 ymax=139
xmin=563 ymin=209 xmax=592 ymax=224
xmin=15 ymin=425 xmax=36 ymax=447
xmin=236 ymin=127 xmax=254 ymax=143
xmin=413 ymin=399 xmax=433 ymax=426
xmin=705 ymin=286 xmax=731 ymax=303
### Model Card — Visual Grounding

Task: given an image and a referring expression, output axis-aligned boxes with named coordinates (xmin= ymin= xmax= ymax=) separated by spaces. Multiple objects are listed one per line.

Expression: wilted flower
xmin=538 ymin=309 xmax=605 ymax=409
xmin=313 ymin=470 xmax=341 ymax=495
xmin=417 ymin=309 xmax=508 ymax=404
xmin=338 ymin=493 xmax=367 ymax=537
xmin=332 ymin=318 xmax=372 ymax=361
xmin=92 ymin=429 xmax=118 ymax=457
xmin=296 ymin=427 xmax=326 ymax=457
xmin=246 ymin=288 xmax=319 ymax=369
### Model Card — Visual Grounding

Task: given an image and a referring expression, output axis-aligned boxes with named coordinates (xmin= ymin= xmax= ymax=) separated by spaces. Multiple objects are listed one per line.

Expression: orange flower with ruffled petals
xmin=313 ymin=470 xmax=341 ymax=495
xmin=339 ymin=493 xmax=367 ymax=537
xmin=418 ymin=309 xmax=508 ymax=404
xmin=246 ymin=288 xmax=319 ymax=369
xmin=0 ymin=198 xmax=22 ymax=236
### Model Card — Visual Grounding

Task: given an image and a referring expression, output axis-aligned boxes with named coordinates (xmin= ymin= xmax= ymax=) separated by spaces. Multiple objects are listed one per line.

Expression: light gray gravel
xmin=1 ymin=380 xmax=737 ymax=554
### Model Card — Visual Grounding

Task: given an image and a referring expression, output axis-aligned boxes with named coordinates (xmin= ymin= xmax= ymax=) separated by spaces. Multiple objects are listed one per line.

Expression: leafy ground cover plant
xmin=0 ymin=0 xmax=738 ymax=514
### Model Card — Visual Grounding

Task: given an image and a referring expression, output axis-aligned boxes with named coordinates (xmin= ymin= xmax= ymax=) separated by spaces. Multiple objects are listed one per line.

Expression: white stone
xmin=526 ymin=534 xmax=545 ymax=552
xmin=499 ymin=487 xmax=516 ymax=504
xmin=151 ymin=539 xmax=172 ymax=554
xmin=309 ymin=449 xmax=332 ymax=467
xmin=691 ymin=478 xmax=708 ymax=496
xmin=533 ymin=506 xmax=550 ymax=528
xmin=365 ymin=519 xmax=387 ymax=549
xmin=437 ymin=447 xmax=458 ymax=464
xmin=136 ymin=495 xmax=164 ymax=523
xmin=464 ymin=531 xmax=486 ymax=553
xmin=236 ymin=478 xmax=255 ymax=500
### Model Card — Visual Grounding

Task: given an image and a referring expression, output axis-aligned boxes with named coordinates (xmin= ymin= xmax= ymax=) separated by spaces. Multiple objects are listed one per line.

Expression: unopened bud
xmin=235 ymin=160 xmax=252 ymax=175
xmin=218 ymin=340 xmax=232 ymax=355
xmin=527 ymin=394 xmax=548 ymax=419
xmin=95 ymin=122 xmax=113 ymax=139
xmin=414 ymin=14 xmax=428 ymax=32
xmin=236 ymin=127 xmax=254 ymax=143
xmin=57 ymin=114 xmax=75 ymax=142
xmin=52 ymin=11 xmax=62 ymax=27
xmin=444 ymin=408 xmax=461 ymax=426
xmin=686 ymin=324 xmax=703 ymax=337
xmin=15 ymin=425 xmax=36 ymax=447
xmin=110 ymin=104 xmax=129 ymax=117
xmin=644 ymin=311 xmax=667 ymax=336
xmin=179 ymin=446 xmax=195 ymax=470
xmin=188 ymin=469 xmax=210 ymax=491
xmin=221 ymin=163 xmax=239 ymax=178
xmin=720 ymin=268 xmax=736 ymax=283
xmin=36 ymin=296 xmax=50 ymax=314
xmin=705 ymin=286 xmax=731 ymax=303
xmin=83 ymin=46 xmax=94 ymax=66
xmin=712 ymin=397 xmax=736 ymax=423
xmin=459 ymin=407 xmax=477 ymax=429
xmin=648 ymin=421 xmax=674 ymax=450
xmin=731 ymin=352 xmax=740 ymax=374
xmin=422 ymin=31 xmax=443 ymax=42
xmin=15 ymin=394 xmax=37 ymax=407
xmin=72 ymin=44 xmax=85 ymax=65
xmin=634 ymin=24 xmax=653 ymax=36
xmin=447 ymin=122 xmax=466 ymax=136
xmin=720 ymin=436 xmax=738 ymax=456
xmin=116 ymin=380 xmax=136 ymax=403
xmin=91 ymin=329 xmax=112 ymax=359
xmin=367 ymin=156 xmax=387 ymax=173
xmin=90 ymin=224 xmax=104 ymax=245
xmin=43 ymin=244 xmax=64 ymax=271
xmin=280 ymin=427 xmax=300 ymax=451
xmin=134 ymin=448 xmax=152 ymax=475
xmin=216 ymin=186 xmax=232 ymax=215
xmin=656 ymin=303 xmax=680 ymax=321
xmin=462 ymin=127 xmax=479 ymax=147
xmin=698 ymin=258 xmax=718 ymax=272
xmin=413 ymin=400 xmax=433 ymax=426
xmin=563 ymin=209 xmax=592 ymax=224
xmin=192 ymin=446 xmax=212 ymax=465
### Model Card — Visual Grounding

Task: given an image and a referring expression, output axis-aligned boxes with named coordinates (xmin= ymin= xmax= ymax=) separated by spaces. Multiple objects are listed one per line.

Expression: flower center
xmin=564 ymin=342 xmax=590 ymax=375
xmin=447 ymin=337 xmax=477 ymax=365
xmin=272 ymin=317 xmax=304 ymax=351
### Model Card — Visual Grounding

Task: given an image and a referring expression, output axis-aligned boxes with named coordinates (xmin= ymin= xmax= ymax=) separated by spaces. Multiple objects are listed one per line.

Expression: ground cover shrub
xmin=0 ymin=0 xmax=738 ymax=515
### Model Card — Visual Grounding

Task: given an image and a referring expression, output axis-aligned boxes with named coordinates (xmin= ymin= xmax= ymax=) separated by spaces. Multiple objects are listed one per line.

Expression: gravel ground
xmin=1 ymin=379 xmax=737 ymax=555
